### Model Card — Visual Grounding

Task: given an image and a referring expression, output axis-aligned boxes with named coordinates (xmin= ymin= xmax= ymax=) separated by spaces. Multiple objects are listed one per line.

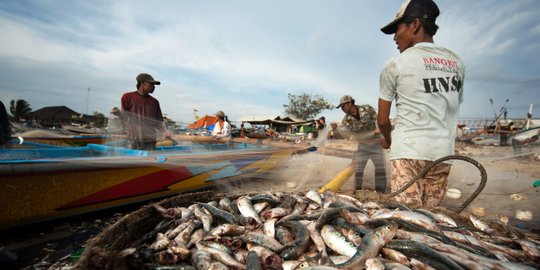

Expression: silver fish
xmin=279 ymin=221 xmax=311 ymax=260
xmin=191 ymin=248 xmax=211 ymax=270
xmin=428 ymin=241 xmax=536 ymax=270
xmin=173 ymin=220 xmax=197 ymax=246
xmin=365 ymin=257 xmax=385 ymax=270
xmin=335 ymin=223 xmax=398 ymax=269
xmin=304 ymin=221 xmax=330 ymax=264
xmin=150 ymin=232 xmax=171 ymax=251
xmin=195 ymin=245 xmax=246 ymax=270
xmin=329 ymin=255 xmax=350 ymax=265
xmin=190 ymin=204 xmax=213 ymax=232
xmin=282 ymin=260 xmax=303 ymax=270
xmin=305 ymin=266 xmax=341 ymax=270
xmin=381 ymin=260 xmax=412 ymax=270
xmin=362 ymin=201 xmax=381 ymax=210
xmin=320 ymin=225 xmax=357 ymax=257
xmin=247 ymin=245 xmax=284 ymax=270
xmin=153 ymin=204 xmax=192 ymax=220
xmin=334 ymin=193 xmax=364 ymax=209
xmin=372 ymin=210 xmax=439 ymax=232
xmin=442 ymin=230 xmax=484 ymax=247
xmin=234 ymin=249 xmax=248 ymax=264
xmin=263 ymin=218 xmax=276 ymax=238
xmin=339 ymin=227 xmax=362 ymax=247
xmin=516 ymin=239 xmax=540 ymax=261
xmin=395 ymin=229 xmax=442 ymax=246
xmin=480 ymin=239 xmax=529 ymax=261
xmin=340 ymin=208 xmax=370 ymax=225
xmin=246 ymin=250 xmax=264 ymax=270
xmin=261 ymin=207 xmax=290 ymax=220
xmin=169 ymin=245 xmax=190 ymax=261
xmin=165 ymin=220 xmax=194 ymax=239
xmin=187 ymin=228 xmax=207 ymax=248
xmin=208 ymin=261 xmax=229 ymax=270
xmin=432 ymin=211 xmax=458 ymax=227
xmin=158 ymin=249 xmax=179 ymax=265
xmin=305 ymin=190 xmax=323 ymax=205
xmin=241 ymin=232 xmax=284 ymax=252
xmin=409 ymin=258 xmax=436 ymax=270
xmin=253 ymin=202 xmax=270 ymax=214
xmin=206 ymin=224 xmax=246 ymax=239
xmin=290 ymin=197 xmax=308 ymax=216
xmin=218 ymin=197 xmax=236 ymax=214
xmin=381 ymin=247 xmax=410 ymax=266
xmin=275 ymin=225 xmax=295 ymax=246
xmin=469 ymin=215 xmax=496 ymax=234
xmin=237 ymin=196 xmax=263 ymax=224
xmin=197 ymin=240 xmax=233 ymax=256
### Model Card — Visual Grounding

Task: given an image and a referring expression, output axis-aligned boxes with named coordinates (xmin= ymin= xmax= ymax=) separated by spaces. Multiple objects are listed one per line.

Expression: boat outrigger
xmin=0 ymin=141 xmax=305 ymax=229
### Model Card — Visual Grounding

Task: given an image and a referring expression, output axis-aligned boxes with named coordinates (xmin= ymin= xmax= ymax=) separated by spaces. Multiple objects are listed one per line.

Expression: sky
xmin=1 ymin=0 xmax=539 ymax=126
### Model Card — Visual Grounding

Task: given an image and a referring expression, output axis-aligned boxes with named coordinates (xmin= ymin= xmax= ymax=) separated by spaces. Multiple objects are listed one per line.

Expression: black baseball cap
xmin=381 ymin=0 xmax=440 ymax=35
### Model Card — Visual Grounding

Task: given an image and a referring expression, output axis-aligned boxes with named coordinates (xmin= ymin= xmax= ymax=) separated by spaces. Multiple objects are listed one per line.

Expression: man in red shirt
xmin=121 ymin=73 xmax=167 ymax=150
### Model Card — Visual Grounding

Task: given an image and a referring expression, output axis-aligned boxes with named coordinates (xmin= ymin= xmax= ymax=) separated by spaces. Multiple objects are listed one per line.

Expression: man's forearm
xmin=379 ymin=121 xmax=392 ymax=145
xmin=377 ymin=98 xmax=393 ymax=147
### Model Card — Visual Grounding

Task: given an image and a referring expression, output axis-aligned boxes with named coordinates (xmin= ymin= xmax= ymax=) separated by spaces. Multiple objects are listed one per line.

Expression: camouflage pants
xmin=390 ymin=159 xmax=451 ymax=207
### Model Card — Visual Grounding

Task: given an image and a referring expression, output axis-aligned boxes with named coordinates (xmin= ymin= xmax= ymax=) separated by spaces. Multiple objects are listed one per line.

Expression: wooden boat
xmin=0 ymin=142 xmax=305 ymax=229
xmin=511 ymin=126 xmax=540 ymax=146
xmin=13 ymin=129 xmax=127 ymax=147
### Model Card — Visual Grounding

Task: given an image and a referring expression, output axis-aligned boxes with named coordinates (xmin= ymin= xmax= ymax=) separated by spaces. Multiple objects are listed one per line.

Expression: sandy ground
xmin=215 ymin=139 xmax=540 ymax=233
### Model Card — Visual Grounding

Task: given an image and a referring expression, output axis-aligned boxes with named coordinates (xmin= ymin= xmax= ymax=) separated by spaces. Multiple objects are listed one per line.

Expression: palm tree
xmin=9 ymin=99 xmax=32 ymax=122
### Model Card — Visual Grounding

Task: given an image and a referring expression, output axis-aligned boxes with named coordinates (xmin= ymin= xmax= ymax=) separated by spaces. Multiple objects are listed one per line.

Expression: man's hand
xmin=380 ymin=137 xmax=391 ymax=149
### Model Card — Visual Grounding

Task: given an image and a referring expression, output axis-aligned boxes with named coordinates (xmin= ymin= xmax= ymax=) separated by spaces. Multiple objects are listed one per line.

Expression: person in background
xmin=336 ymin=95 xmax=387 ymax=193
xmin=0 ymin=100 xmax=12 ymax=149
xmin=316 ymin=116 xmax=326 ymax=137
xmin=107 ymin=107 xmax=125 ymax=134
xmin=499 ymin=122 xmax=513 ymax=146
xmin=121 ymin=73 xmax=170 ymax=150
xmin=239 ymin=123 xmax=246 ymax=138
xmin=329 ymin=122 xmax=338 ymax=139
xmin=378 ymin=0 xmax=465 ymax=207
xmin=212 ymin=110 xmax=231 ymax=139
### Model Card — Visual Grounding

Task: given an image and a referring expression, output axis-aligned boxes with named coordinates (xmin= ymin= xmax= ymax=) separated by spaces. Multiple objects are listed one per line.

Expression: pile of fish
xmin=117 ymin=190 xmax=540 ymax=269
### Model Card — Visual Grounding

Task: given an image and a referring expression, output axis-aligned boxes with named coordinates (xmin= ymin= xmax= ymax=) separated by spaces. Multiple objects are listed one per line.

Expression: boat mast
xmin=526 ymin=103 xmax=533 ymax=129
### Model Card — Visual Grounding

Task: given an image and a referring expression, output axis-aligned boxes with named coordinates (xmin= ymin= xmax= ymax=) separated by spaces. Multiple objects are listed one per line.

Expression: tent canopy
xmin=187 ymin=115 xmax=219 ymax=129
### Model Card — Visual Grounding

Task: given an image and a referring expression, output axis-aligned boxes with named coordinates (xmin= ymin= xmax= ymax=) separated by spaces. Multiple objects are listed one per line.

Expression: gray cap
xmin=336 ymin=95 xmax=354 ymax=108
xmin=215 ymin=111 xmax=225 ymax=118
xmin=136 ymin=73 xmax=161 ymax=85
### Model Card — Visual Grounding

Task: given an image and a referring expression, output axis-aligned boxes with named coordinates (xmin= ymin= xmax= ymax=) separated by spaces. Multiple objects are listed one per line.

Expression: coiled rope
xmin=385 ymin=155 xmax=487 ymax=214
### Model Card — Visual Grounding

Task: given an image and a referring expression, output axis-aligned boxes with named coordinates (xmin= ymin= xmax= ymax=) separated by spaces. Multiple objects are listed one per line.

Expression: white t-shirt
xmin=379 ymin=42 xmax=465 ymax=161
xmin=212 ymin=120 xmax=231 ymax=138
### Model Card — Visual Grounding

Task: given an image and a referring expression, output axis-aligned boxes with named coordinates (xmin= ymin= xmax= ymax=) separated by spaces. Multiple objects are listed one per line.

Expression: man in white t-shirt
xmin=212 ymin=110 xmax=231 ymax=139
xmin=378 ymin=0 xmax=465 ymax=207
